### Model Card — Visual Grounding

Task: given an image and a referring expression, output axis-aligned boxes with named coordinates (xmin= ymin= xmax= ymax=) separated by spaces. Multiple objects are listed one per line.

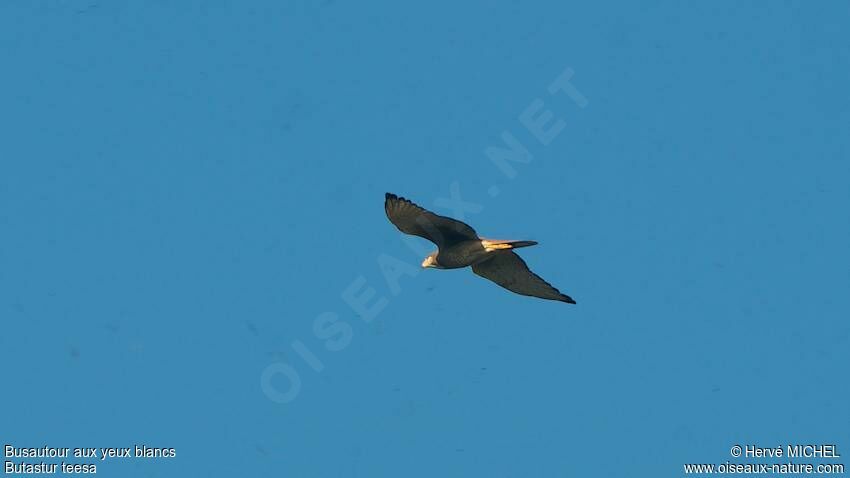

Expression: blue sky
xmin=1 ymin=1 xmax=848 ymax=476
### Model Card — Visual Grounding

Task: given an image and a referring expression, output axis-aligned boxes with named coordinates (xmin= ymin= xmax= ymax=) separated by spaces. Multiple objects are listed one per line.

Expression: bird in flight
xmin=384 ymin=193 xmax=575 ymax=304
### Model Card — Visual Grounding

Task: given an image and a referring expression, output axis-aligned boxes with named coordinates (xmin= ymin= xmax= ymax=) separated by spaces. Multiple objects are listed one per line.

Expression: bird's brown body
xmin=430 ymin=240 xmax=487 ymax=269
xmin=429 ymin=239 xmax=537 ymax=269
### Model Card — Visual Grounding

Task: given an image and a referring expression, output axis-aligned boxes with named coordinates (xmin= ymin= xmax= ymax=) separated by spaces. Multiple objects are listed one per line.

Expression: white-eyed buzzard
xmin=384 ymin=193 xmax=575 ymax=304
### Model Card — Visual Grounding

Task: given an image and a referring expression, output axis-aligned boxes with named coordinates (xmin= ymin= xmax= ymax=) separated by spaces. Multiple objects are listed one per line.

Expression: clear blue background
xmin=2 ymin=1 xmax=848 ymax=476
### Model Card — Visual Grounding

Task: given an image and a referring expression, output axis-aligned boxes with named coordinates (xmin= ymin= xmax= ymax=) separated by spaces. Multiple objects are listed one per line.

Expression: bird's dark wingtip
xmin=561 ymin=296 xmax=576 ymax=304
xmin=386 ymin=192 xmax=414 ymax=206
xmin=385 ymin=193 xmax=399 ymax=207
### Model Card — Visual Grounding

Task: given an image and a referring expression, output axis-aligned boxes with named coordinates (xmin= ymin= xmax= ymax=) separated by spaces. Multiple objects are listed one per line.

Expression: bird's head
xmin=421 ymin=254 xmax=438 ymax=269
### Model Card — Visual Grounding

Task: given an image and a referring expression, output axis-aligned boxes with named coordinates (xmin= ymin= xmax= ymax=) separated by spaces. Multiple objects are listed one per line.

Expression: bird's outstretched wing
xmin=385 ymin=193 xmax=478 ymax=248
xmin=472 ymin=251 xmax=575 ymax=303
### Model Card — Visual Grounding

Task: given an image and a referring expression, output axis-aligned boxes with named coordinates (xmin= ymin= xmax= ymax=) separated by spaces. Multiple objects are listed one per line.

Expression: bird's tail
xmin=482 ymin=240 xmax=538 ymax=252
